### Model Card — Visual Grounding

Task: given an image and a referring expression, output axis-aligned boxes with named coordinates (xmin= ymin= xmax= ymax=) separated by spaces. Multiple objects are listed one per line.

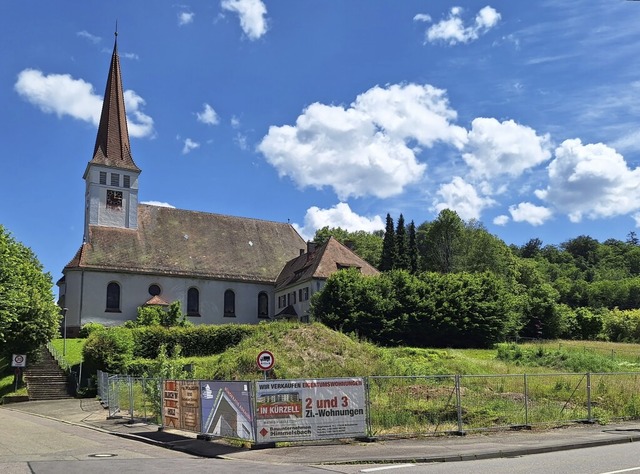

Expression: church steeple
xmin=90 ymin=33 xmax=140 ymax=172
xmin=83 ymin=32 xmax=140 ymax=241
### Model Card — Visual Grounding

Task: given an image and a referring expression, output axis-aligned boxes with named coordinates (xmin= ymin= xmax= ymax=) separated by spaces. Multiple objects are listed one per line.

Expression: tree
xmin=408 ymin=220 xmax=419 ymax=274
xmin=0 ymin=225 xmax=59 ymax=360
xmin=395 ymin=214 xmax=409 ymax=270
xmin=422 ymin=209 xmax=463 ymax=273
xmin=126 ymin=301 xmax=189 ymax=328
xmin=380 ymin=214 xmax=396 ymax=271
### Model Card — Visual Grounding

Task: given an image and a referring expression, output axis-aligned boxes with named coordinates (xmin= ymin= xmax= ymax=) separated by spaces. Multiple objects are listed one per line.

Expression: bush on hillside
xmin=78 ymin=322 xmax=105 ymax=338
xmin=132 ymin=324 xmax=255 ymax=359
xmin=82 ymin=327 xmax=134 ymax=373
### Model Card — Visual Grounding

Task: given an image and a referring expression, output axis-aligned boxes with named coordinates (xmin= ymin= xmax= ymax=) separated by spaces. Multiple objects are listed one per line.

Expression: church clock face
xmin=106 ymin=189 xmax=123 ymax=208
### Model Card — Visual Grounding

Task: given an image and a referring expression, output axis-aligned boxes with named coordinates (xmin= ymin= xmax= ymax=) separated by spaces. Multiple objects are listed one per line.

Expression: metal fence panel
xmin=459 ymin=374 xmax=528 ymax=431
xmin=368 ymin=375 xmax=458 ymax=437
xmin=524 ymin=373 xmax=589 ymax=426
xmin=590 ymin=372 xmax=640 ymax=421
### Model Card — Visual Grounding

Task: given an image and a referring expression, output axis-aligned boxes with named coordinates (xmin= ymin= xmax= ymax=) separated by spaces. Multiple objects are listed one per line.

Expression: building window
xmin=292 ymin=291 xmax=296 ymax=304
xmin=111 ymin=173 xmax=120 ymax=186
xmin=106 ymin=282 xmax=121 ymax=312
xmin=148 ymin=284 xmax=161 ymax=296
xmin=106 ymin=190 xmax=123 ymax=208
xmin=123 ymin=175 xmax=130 ymax=188
xmin=224 ymin=289 xmax=235 ymax=317
xmin=187 ymin=287 xmax=200 ymax=316
xmin=99 ymin=171 xmax=107 ymax=185
xmin=258 ymin=292 xmax=268 ymax=319
xmin=303 ymin=287 xmax=309 ymax=301
xmin=298 ymin=289 xmax=303 ymax=302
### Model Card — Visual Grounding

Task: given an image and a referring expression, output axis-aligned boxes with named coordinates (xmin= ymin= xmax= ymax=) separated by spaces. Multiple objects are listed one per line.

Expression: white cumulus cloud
xmin=508 ymin=202 xmax=552 ymax=226
xmin=197 ymin=103 xmax=220 ymax=125
xmin=178 ymin=11 xmax=195 ymax=26
xmin=493 ymin=215 xmax=509 ymax=226
xmin=14 ymin=69 xmax=154 ymax=138
xmin=141 ymin=201 xmax=176 ymax=208
xmin=535 ymin=139 xmax=640 ymax=222
xmin=221 ymin=0 xmax=268 ymax=40
xmin=293 ymin=203 xmax=385 ymax=241
xmin=422 ymin=5 xmax=501 ymax=45
xmin=433 ymin=177 xmax=496 ymax=221
xmin=182 ymin=138 xmax=200 ymax=154
xmin=463 ymin=118 xmax=552 ymax=178
xmin=258 ymin=83 xmax=467 ymax=200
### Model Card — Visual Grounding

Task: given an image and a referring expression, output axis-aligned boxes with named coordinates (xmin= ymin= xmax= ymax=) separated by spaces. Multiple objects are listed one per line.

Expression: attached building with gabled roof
xmin=274 ymin=237 xmax=379 ymax=321
xmin=57 ymin=35 xmax=377 ymax=335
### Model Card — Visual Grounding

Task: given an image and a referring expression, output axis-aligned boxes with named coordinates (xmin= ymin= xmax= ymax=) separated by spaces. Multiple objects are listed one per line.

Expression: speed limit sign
xmin=11 ymin=354 xmax=26 ymax=367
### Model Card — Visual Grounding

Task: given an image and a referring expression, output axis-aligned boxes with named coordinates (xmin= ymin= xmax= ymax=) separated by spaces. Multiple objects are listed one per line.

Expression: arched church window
xmin=187 ymin=287 xmax=200 ymax=316
xmin=258 ymin=292 xmax=268 ymax=319
xmin=106 ymin=282 xmax=121 ymax=312
xmin=224 ymin=289 xmax=235 ymax=317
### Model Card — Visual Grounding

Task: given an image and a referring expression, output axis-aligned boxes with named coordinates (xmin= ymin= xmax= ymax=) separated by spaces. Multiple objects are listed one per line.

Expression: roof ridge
xmin=139 ymin=203 xmax=295 ymax=227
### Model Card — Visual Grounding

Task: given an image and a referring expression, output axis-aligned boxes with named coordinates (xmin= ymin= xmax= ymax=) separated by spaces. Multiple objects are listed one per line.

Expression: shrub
xmin=78 ymin=322 xmax=105 ymax=338
xmin=82 ymin=327 xmax=134 ymax=373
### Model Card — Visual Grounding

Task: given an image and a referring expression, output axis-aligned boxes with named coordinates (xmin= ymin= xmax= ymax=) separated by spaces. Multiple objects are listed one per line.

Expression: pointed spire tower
xmin=83 ymin=32 xmax=141 ymax=241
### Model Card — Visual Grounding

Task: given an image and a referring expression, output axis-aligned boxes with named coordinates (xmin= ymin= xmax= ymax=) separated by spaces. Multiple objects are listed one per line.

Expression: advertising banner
xmin=200 ymin=381 xmax=254 ymax=441
xmin=255 ymin=378 xmax=367 ymax=443
xmin=162 ymin=380 xmax=201 ymax=432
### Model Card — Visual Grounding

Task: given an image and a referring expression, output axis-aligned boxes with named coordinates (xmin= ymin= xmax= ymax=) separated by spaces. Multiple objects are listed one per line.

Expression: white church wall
xmin=65 ymin=269 xmax=275 ymax=330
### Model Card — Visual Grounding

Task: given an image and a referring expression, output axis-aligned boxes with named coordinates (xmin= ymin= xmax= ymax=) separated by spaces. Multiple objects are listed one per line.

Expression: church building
xmin=57 ymin=37 xmax=378 ymax=336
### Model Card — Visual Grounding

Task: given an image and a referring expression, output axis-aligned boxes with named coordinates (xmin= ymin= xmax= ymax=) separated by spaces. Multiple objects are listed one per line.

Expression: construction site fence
xmin=96 ymin=371 xmax=640 ymax=439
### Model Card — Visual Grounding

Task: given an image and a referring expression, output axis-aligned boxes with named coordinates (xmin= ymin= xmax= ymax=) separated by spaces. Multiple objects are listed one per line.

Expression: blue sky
xmin=3 ymin=0 xmax=640 ymax=285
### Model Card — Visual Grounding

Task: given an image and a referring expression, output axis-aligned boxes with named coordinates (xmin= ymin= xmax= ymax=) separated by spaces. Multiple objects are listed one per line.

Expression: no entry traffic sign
xmin=256 ymin=350 xmax=275 ymax=371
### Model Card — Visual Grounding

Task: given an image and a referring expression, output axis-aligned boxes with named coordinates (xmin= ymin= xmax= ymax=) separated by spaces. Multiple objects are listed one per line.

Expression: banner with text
xmin=162 ymin=380 xmax=201 ymax=432
xmin=200 ymin=381 xmax=254 ymax=441
xmin=255 ymin=378 xmax=367 ymax=443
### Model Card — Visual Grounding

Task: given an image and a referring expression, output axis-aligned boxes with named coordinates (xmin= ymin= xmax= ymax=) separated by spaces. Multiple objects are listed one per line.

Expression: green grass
xmin=50 ymin=339 xmax=85 ymax=367
xmin=0 ymin=356 xmax=28 ymax=399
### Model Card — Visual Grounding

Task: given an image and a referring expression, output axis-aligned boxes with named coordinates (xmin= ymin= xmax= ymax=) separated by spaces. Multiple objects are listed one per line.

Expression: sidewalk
xmin=4 ymin=398 xmax=640 ymax=465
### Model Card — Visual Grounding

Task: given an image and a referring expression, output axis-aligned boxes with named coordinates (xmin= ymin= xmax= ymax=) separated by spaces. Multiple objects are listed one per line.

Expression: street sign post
xmin=256 ymin=350 xmax=274 ymax=379
xmin=11 ymin=354 xmax=26 ymax=392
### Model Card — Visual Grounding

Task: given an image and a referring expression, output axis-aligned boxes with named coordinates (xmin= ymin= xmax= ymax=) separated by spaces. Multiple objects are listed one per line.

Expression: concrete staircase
xmin=24 ymin=346 xmax=71 ymax=400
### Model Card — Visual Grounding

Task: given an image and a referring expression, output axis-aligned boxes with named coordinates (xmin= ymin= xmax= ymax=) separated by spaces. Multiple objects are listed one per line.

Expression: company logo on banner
xmin=200 ymin=381 xmax=254 ymax=441
xmin=255 ymin=378 xmax=367 ymax=442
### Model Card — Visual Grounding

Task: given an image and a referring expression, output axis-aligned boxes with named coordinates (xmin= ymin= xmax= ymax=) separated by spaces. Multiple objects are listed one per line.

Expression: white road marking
xmin=360 ymin=464 xmax=416 ymax=472
xmin=600 ymin=467 xmax=640 ymax=474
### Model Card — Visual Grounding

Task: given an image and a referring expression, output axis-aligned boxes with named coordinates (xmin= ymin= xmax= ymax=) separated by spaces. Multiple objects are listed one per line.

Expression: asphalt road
xmin=0 ymin=408 xmax=322 ymax=473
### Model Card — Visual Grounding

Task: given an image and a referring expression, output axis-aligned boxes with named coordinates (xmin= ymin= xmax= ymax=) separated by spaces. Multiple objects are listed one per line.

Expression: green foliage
xmin=380 ymin=213 xmax=397 ymax=271
xmin=311 ymin=269 xmax=517 ymax=348
xmin=126 ymin=301 xmax=190 ymax=328
xmin=0 ymin=225 xmax=60 ymax=359
xmin=496 ymin=343 xmax=618 ymax=372
xmin=82 ymin=327 xmax=134 ymax=373
xmin=601 ymin=308 xmax=640 ymax=342
xmin=131 ymin=324 xmax=255 ymax=359
xmin=78 ymin=322 xmax=104 ymax=338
